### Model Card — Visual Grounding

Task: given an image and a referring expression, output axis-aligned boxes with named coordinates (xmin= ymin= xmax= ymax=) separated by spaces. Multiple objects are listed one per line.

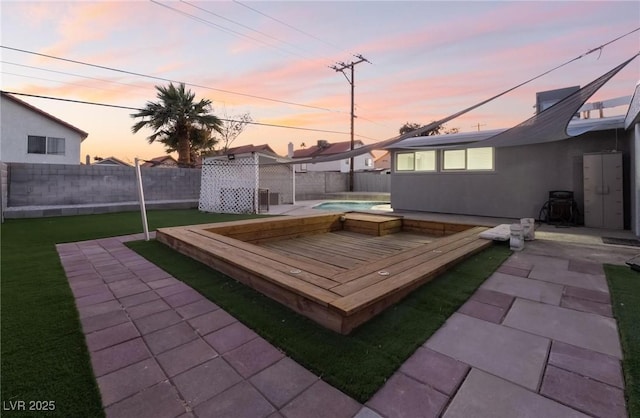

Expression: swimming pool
xmin=313 ymin=201 xmax=392 ymax=212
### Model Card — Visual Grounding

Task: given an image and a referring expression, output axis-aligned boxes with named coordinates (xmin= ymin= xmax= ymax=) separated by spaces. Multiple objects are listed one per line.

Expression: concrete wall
xmin=1 ymin=95 xmax=84 ymax=165
xmin=354 ymin=171 xmax=391 ymax=192
xmin=390 ymin=132 xmax=632 ymax=227
xmin=7 ymin=163 xmax=201 ymax=207
xmin=294 ymin=171 xmax=349 ymax=200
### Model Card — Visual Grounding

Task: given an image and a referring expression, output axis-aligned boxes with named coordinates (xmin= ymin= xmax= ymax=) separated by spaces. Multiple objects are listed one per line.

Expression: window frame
xmin=442 ymin=147 xmax=494 ymax=172
xmin=27 ymin=135 xmax=66 ymax=156
xmin=395 ymin=152 xmax=415 ymax=171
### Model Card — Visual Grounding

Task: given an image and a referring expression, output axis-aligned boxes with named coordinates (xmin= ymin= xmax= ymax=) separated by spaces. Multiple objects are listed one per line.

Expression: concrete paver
xmin=503 ymin=298 xmax=622 ymax=358
xmin=529 ymin=266 xmax=609 ymax=293
xmin=426 ymin=313 xmax=550 ymax=390
xmin=172 ymin=357 xmax=242 ymax=406
xmin=366 ymin=373 xmax=449 ymax=418
xmin=280 ymin=380 xmax=361 ymax=418
xmin=156 ymin=338 xmax=218 ymax=377
xmin=482 ymin=271 xmax=564 ymax=305
xmin=443 ymin=369 xmax=590 ymax=418
xmin=193 ymin=381 xmax=275 ymax=418
xmin=104 ymin=382 xmax=185 ymax=418
xmin=90 ymin=337 xmax=151 ymax=377
xmin=398 ymin=347 xmax=469 ymax=395
xmin=547 ymin=341 xmax=624 ymax=388
xmin=540 ymin=365 xmax=627 ymax=418
xmin=249 ymin=357 xmax=318 ymax=408
xmin=457 ymin=299 xmax=506 ymax=323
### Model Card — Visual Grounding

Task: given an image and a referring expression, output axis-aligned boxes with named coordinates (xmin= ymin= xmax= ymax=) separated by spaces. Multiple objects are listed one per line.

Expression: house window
xmin=365 ymin=158 xmax=373 ymax=167
xmin=396 ymin=151 xmax=437 ymax=172
xmin=414 ymin=151 xmax=436 ymax=171
xmin=47 ymin=137 xmax=65 ymax=155
xmin=27 ymin=136 xmax=46 ymax=154
xmin=467 ymin=147 xmax=493 ymax=170
xmin=443 ymin=150 xmax=466 ymax=170
xmin=396 ymin=152 xmax=414 ymax=171
xmin=443 ymin=147 xmax=493 ymax=171
xmin=27 ymin=135 xmax=66 ymax=155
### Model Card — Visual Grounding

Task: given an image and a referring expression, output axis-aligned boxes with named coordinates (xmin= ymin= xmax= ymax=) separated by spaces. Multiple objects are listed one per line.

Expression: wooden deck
xmin=157 ymin=213 xmax=491 ymax=334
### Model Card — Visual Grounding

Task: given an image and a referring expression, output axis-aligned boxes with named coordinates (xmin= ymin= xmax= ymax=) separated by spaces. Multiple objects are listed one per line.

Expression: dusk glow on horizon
xmin=1 ymin=0 xmax=638 ymax=163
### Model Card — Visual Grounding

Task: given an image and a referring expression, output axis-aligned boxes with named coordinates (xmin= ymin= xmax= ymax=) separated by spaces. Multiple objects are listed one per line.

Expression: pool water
xmin=313 ymin=201 xmax=392 ymax=212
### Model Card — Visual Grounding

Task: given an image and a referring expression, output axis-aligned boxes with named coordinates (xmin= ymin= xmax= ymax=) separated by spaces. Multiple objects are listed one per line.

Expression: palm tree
xmin=131 ymin=83 xmax=222 ymax=167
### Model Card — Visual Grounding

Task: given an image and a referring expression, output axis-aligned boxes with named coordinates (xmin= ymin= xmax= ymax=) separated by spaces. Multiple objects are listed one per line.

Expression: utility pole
xmin=330 ymin=54 xmax=370 ymax=191
xmin=472 ymin=123 xmax=487 ymax=132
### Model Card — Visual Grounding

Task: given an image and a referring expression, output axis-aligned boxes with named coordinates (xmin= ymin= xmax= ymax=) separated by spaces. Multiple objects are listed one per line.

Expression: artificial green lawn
xmin=127 ymin=239 xmax=511 ymax=402
xmin=1 ymin=210 xmax=262 ymax=417
xmin=606 ymin=264 xmax=640 ymax=418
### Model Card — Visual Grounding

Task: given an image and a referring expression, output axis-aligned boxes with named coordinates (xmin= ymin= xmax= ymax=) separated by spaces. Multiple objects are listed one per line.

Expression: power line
xmin=150 ymin=0 xmax=308 ymax=60
xmin=0 ymin=90 xmax=369 ymax=137
xmin=1 ymin=61 xmax=146 ymax=91
xmin=179 ymin=0 xmax=311 ymax=58
xmin=0 ymin=45 xmax=343 ymax=113
xmin=232 ymin=0 xmax=346 ymax=53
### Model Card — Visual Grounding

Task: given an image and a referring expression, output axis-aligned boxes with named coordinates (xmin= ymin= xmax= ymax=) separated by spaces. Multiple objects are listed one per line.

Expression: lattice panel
xmin=199 ymin=155 xmax=258 ymax=214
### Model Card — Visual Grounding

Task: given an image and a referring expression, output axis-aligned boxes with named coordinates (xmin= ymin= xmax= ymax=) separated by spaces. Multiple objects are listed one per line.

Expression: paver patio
xmin=57 ymin=233 xmax=628 ymax=418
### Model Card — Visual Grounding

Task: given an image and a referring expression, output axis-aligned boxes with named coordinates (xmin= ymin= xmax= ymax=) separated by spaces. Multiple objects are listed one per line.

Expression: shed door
xmin=583 ymin=152 xmax=623 ymax=229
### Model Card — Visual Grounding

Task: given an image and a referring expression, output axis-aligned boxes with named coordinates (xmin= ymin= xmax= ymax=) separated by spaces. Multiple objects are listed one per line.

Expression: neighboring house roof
xmin=292 ymin=140 xmax=366 ymax=158
xmin=141 ymin=155 xmax=178 ymax=167
xmin=1 ymin=92 xmax=89 ymax=139
xmin=92 ymin=156 xmax=131 ymax=166
xmin=222 ymin=144 xmax=279 ymax=157
xmin=374 ymin=151 xmax=391 ymax=169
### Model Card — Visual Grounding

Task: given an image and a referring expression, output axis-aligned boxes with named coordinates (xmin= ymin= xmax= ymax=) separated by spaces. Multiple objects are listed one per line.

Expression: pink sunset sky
xmin=1 ymin=0 xmax=638 ymax=163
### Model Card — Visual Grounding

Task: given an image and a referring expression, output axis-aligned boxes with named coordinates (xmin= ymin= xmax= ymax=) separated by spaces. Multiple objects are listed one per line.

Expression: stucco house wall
xmin=389 ymin=131 xmax=632 ymax=228
xmin=0 ymin=93 xmax=87 ymax=165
